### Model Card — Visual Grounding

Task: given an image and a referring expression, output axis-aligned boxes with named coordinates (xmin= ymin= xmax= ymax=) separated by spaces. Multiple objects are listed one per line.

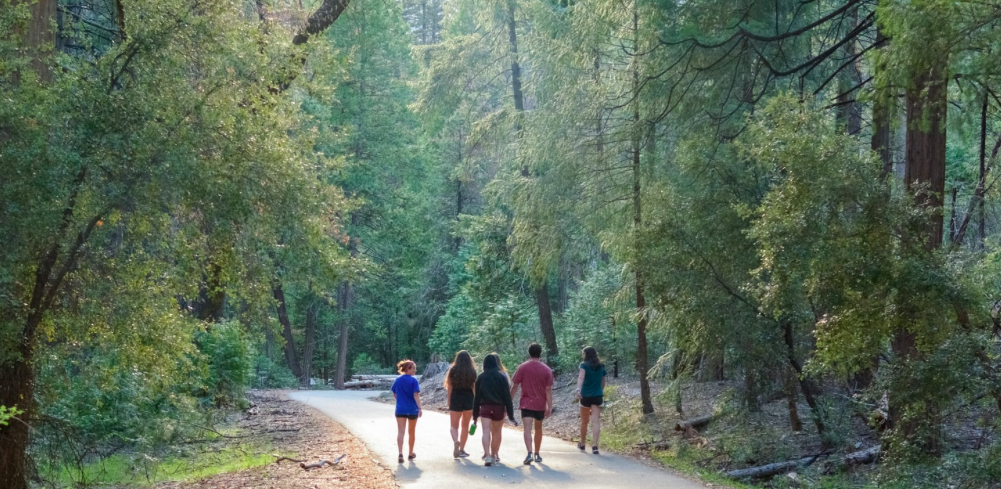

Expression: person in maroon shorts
xmin=510 ymin=343 xmax=553 ymax=465
xmin=471 ymin=353 xmax=516 ymax=466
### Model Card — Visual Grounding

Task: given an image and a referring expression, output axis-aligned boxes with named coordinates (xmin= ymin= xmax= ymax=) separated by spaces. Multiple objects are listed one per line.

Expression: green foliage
xmin=196 ymin=321 xmax=253 ymax=408
xmin=0 ymin=405 xmax=23 ymax=427
xmin=352 ymin=353 xmax=394 ymax=375
xmin=252 ymin=355 xmax=300 ymax=389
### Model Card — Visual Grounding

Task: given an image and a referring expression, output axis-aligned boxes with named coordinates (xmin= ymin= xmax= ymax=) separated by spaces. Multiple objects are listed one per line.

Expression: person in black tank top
xmin=445 ymin=350 xmax=477 ymax=458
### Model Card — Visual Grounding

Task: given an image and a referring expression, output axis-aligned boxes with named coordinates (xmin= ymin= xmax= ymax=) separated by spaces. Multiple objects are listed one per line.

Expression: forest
xmin=2 ymin=0 xmax=1001 ymax=487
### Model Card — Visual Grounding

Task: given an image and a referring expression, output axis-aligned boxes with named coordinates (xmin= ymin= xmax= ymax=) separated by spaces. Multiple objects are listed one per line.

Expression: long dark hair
xmin=445 ymin=350 xmax=476 ymax=390
xmin=582 ymin=347 xmax=601 ymax=369
xmin=483 ymin=352 xmax=501 ymax=372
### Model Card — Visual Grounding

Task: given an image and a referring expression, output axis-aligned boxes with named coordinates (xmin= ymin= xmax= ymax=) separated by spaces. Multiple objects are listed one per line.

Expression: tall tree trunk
xmin=890 ymin=53 xmax=948 ymax=455
xmin=506 ymin=0 xmax=558 ymax=361
xmin=632 ymin=9 xmax=654 ymax=416
xmin=0 ymin=342 xmax=34 ymax=489
xmin=836 ymin=8 xmax=862 ymax=136
xmin=273 ymin=280 xmax=303 ymax=382
xmin=13 ymin=0 xmax=57 ymax=84
xmin=535 ymin=284 xmax=559 ymax=363
xmin=783 ymin=321 xmax=827 ymax=439
xmin=979 ymin=96 xmax=988 ymax=249
xmin=334 ymin=282 xmax=354 ymax=389
xmin=786 ymin=368 xmax=804 ymax=432
xmin=302 ymin=295 xmax=318 ymax=388
xmin=872 ymin=28 xmax=894 ymax=180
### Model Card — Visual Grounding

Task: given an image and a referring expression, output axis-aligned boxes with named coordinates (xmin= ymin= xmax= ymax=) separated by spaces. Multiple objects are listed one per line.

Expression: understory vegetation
xmin=3 ymin=0 xmax=1001 ymax=487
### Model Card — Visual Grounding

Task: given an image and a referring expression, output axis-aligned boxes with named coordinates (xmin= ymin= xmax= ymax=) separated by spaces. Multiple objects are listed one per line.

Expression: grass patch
xmin=44 ymin=444 xmax=275 ymax=487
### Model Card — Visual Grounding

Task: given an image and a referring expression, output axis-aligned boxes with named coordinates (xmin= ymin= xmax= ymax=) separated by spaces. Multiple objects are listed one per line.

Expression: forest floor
xmin=157 ymin=390 xmax=397 ymax=489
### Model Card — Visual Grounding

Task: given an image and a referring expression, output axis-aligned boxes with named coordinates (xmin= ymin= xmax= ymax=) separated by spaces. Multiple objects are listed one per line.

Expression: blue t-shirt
xmin=580 ymin=362 xmax=606 ymax=398
xmin=391 ymin=375 xmax=421 ymax=415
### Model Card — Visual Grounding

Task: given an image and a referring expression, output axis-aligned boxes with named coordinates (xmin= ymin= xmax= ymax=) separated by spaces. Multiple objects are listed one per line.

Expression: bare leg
xmin=522 ymin=415 xmax=533 ymax=452
xmin=450 ymin=411 xmax=461 ymax=443
xmin=534 ymin=418 xmax=543 ymax=454
xmin=579 ymin=406 xmax=591 ymax=446
xmin=590 ymin=405 xmax=601 ymax=448
xmin=396 ymin=417 xmax=406 ymax=456
xmin=459 ymin=410 xmax=472 ymax=451
xmin=481 ymin=418 xmax=492 ymax=458
xmin=490 ymin=419 xmax=503 ymax=458
xmin=408 ymin=418 xmax=418 ymax=456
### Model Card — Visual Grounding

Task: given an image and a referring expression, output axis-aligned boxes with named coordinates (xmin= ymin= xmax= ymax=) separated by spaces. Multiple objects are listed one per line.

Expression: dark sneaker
xmin=523 ymin=452 xmax=533 ymax=465
xmin=534 ymin=453 xmax=542 ymax=463
xmin=459 ymin=450 xmax=470 ymax=458
xmin=398 ymin=454 xmax=404 ymax=463
xmin=409 ymin=452 xmax=417 ymax=460
xmin=577 ymin=442 xmax=585 ymax=451
xmin=592 ymin=446 xmax=599 ymax=455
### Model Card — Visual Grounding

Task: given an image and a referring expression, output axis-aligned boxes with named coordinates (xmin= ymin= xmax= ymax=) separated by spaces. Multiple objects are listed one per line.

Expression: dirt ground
xmin=159 ymin=390 xmax=397 ymax=489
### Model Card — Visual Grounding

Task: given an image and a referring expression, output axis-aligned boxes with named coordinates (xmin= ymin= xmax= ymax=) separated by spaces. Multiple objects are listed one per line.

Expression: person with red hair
xmin=392 ymin=359 xmax=422 ymax=463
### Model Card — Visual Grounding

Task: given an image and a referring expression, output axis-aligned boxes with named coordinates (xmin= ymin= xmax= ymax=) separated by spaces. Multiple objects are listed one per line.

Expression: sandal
xmin=398 ymin=453 xmax=404 ymax=463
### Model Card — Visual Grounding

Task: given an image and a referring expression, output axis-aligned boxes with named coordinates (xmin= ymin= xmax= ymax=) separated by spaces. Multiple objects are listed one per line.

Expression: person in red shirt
xmin=510 ymin=343 xmax=554 ymax=465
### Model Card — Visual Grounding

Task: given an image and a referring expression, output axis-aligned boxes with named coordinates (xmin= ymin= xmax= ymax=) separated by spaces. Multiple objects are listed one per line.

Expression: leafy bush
xmin=352 ymin=353 xmax=394 ymax=375
xmin=252 ymin=355 xmax=300 ymax=389
xmin=196 ymin=321 xmax=253 ymax=407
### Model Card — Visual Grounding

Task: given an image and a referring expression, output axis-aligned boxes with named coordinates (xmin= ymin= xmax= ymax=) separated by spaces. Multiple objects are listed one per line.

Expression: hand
xmin=418 ymin=408 xmax=423 ymax=418
xmin=545 ymin=407 xmax=551 ymax=419
xmin=510 ymin=418 xmax=518 ymax=427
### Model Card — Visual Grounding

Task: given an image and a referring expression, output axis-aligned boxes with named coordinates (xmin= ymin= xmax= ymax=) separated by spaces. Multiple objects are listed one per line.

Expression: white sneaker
xmin=484 ymin=456 xmax=494 ymax=466
xmin=453 ymin=441 xmax=461 ymax=458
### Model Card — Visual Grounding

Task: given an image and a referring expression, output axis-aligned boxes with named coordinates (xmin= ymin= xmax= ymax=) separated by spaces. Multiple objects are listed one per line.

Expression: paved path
xmin=289 ymin=390 xmax=708 ymax=489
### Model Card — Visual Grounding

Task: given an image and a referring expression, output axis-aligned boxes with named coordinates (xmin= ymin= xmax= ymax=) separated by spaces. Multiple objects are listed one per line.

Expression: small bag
xmin=469 ymin=422 xmax=477 ymax=435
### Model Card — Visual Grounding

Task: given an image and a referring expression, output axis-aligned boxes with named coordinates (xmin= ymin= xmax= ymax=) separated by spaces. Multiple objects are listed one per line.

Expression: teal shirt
xmin=579 ymin=362 xmax=606 ymax=397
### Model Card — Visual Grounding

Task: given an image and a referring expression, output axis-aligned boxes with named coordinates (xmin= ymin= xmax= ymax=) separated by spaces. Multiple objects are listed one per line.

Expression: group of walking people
xmin=390 ymin=343 xmax=608 ymax=466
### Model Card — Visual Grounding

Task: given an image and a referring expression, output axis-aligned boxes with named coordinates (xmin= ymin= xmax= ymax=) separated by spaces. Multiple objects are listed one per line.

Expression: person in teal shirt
xmin=575 ymin=346 xmax=606 ymax=454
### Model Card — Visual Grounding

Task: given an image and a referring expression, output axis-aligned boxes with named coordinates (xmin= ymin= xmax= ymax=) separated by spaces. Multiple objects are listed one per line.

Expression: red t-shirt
xmin=512 ymin=360 xmax=554 ymax=411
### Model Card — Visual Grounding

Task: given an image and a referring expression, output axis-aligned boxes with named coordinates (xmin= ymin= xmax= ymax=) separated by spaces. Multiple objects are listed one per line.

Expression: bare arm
xmin=510 ymin=380 xmax=520 ymax=399
xmin=545 ymin=385 xmax=553 ymax=417
xmin=415 ymin=392 xmax=423 ymax=418
xmin=575 ymin=368 xmax=585 ymax=399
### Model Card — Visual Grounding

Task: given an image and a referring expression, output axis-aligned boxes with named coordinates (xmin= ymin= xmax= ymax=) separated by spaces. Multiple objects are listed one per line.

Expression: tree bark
xmin=0 ymin=344 xmax=33 ymax=489
xmin=889 ymin=52 xmax=948 ymax=455
xmin=872 ymin=28 xmax=894 ymax=180
xmin=783 ymin=321 xmax=826 ymax=439
xmin=334 ymin=281 xmax=353 ymax=389
xmin=13 ymin=0 xmax=57 ymax=84
xmin=274 ymin=280 xmax=303 ymax=382
xmin=786 ymin=368 xmax=804 ymax=432
xmin=535 ymin=284 xmax=559 ymax=364
xmin=302 ymin=295 xmax=318 ymax=387
xmin=632 ymin=9 xmax=654 ymax=416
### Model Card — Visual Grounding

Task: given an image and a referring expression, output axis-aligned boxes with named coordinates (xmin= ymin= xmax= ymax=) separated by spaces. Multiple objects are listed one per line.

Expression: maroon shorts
xmin=479 ymin=404 xmax=506 ymax=421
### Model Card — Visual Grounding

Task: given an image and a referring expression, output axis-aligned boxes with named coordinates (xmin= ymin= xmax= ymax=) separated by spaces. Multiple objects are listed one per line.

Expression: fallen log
xmin=842 ymin=446 xmax=880 ymax=466
xmin=300 ymin=454 xmax=347 ymax=471
xmin=674 ymin=414 xmax=714 ymax=431
xmin=726 ymin=455 xmax=821 ymax=479
xmin=344 ymin=381 xmax=379 ymax=389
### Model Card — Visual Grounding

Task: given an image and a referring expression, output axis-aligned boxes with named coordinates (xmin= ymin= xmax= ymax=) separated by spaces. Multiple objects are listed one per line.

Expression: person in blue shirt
xmin=575 ymin=347 xmax=606 ymax=454
xmin=391 ymin=359 xmax=422 ymax=463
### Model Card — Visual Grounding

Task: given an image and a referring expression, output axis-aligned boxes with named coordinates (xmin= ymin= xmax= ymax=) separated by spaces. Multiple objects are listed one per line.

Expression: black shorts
xmin=580 ymin=396 xmax=603 ymax=407
xmin=396 ymin=413 xmax=418 ymax=420
xmin=521 ymin=409 xmax=545 ymax=421
xmin=449 ymin=389 xmax=474 ymax=412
